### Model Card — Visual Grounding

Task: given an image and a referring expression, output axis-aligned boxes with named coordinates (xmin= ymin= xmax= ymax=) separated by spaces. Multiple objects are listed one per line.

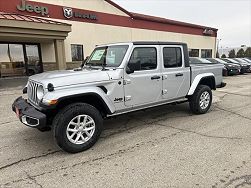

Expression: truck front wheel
xmin=189 ymin=85 xmax=212 ymax=114
xmin=53 ymin=103 xmax=103 ymax=153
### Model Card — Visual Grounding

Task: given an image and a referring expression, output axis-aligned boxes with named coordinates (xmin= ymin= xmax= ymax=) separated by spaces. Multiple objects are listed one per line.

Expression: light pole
xmin=217 ymin=39 xmax=222 ymax=57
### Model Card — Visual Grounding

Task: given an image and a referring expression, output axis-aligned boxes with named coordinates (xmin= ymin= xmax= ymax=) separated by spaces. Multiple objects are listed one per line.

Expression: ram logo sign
xmin=63 ymin=7 xmax=73 ymax=19
xmin=62 ymin=7 xmax=97 ymax=20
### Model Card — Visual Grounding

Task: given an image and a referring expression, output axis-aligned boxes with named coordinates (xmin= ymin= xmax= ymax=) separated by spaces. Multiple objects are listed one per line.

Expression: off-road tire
xmin=189 ymin=85 xmax=212 ymax=114
xmin=53 ymin=103 xmax=103 ymax=153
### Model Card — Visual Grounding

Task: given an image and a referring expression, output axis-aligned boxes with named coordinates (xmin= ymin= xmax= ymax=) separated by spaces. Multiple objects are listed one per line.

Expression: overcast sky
xmin=113 ymin=0 xmax=251 ymax=48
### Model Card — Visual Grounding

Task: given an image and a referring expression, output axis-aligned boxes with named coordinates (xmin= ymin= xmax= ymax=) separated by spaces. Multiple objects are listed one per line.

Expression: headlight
xmin=37 ymin=85 xmax=44 ymax=100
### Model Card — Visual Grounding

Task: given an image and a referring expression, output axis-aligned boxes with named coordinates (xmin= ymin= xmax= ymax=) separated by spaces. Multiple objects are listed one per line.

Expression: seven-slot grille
xmin=27 ymin=80 xmax=40 ymax=105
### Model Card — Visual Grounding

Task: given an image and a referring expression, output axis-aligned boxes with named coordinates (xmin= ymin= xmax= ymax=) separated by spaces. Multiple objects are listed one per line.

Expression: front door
xmin=124 ymin=46 xmax=162 ymax=107
xmin=161 ymin=46 xmax=190 ymax=100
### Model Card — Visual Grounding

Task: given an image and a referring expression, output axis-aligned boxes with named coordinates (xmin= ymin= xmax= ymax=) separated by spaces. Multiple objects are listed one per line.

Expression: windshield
xmin=190 ymin=58 xmax=212 ymax=64
xmin=200 ymin=58 xmax=214 ymax=63
xmin=86 ymin=45 xmax=129 ymax=67
xmin=206 ymin=58 xmax=220 ymax=64
xmin=233 ymin=58 xmax=245 ymax=63
xmin=190 ymin=58 xmax=202 ymax=64
xmin=221 ymin=59 xmax=233 ymax=63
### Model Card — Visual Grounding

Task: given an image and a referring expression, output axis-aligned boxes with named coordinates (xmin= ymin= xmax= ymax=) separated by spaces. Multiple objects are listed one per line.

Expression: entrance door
xmin=124 ymin=46 xmax=162 ymax=107
xmin=24 ymin=44 xmax=43 ymax=76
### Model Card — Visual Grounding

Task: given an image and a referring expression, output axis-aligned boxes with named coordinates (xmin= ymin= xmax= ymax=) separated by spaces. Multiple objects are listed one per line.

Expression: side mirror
xmin=81 ymin=56 xmax=89 ymax=67
xmin=126 ymin=66 xmax=134 ymax=74
xmin=126 ymin=59 xmax=140 ymax=74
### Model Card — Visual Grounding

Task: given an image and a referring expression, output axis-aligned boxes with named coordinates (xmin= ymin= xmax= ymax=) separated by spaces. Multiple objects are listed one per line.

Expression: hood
xmin=29 ymin=68 xmax=110 ymax=88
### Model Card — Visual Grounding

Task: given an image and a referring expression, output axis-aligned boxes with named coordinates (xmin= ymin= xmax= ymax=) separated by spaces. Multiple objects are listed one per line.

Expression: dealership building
xmin=0 ymin=0 xmax=218 ymax=78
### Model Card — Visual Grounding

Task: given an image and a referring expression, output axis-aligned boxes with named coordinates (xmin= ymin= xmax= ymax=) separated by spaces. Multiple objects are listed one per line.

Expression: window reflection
xmin=25 ymin=45 xmax=42 ymax=75
xmin=0 ymin=44 xmax=25 ymax=77
xmin=0 ymin=43 xmax=42 ymax=78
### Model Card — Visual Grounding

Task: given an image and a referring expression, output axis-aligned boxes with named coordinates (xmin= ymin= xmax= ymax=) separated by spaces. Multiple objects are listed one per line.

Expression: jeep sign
xmin=17 ymin=0 xmax=49 ymax=16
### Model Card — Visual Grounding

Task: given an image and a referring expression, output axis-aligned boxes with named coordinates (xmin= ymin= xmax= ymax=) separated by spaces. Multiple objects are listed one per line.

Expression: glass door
xmin=25 ymin=44 xmax=43 ymax=76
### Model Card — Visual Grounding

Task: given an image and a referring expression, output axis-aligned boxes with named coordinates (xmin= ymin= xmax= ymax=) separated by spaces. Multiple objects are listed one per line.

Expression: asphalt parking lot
xmin=0 ymin=74 xmax=250 ymax=188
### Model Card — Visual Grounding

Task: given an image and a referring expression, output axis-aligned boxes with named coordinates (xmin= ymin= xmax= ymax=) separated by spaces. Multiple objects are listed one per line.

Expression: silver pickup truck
xmin=12 ymin=42 xmax=225 ymax=153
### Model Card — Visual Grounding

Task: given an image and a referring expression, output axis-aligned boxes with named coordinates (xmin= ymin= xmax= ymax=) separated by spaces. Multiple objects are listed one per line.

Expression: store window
xmin=71 ymin=44 xmax=84 ymax=61
xmin=189 ymin=49 xmax=199 ymax=57
xmin=0 ymin=43 xmax=42 ymax=78
xmin=201 ymin=49 xmax=212 ymax=58
xmin=163 ymin=47 xmax=182 ymax=68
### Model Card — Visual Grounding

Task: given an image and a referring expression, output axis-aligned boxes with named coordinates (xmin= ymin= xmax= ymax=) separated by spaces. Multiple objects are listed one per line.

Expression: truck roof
xmin=132 ymin=41 xmax=187 ymax=45
xmin=97 ymin=41 xmax=187 ymax=47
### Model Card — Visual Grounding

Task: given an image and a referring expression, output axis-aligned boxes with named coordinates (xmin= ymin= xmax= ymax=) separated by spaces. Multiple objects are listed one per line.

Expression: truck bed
xmin=190 ymin=63 xmax=224 ymax=87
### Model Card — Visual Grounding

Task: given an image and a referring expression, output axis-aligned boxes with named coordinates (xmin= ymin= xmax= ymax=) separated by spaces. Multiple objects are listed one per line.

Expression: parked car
xmin=221 ymin=58 xmax=250 ymax=74
xmin=241 ymin=58 xmax=251 ymax=64
xmin=233 ymin=58 xmax=251 ymax=73
xmin=190 ymin=57 xmax=214 ymax=64
xmin=207 ymin=58 xmax=240 ymax=76
xmin=12 ymin=42 xmax=225 ymax=153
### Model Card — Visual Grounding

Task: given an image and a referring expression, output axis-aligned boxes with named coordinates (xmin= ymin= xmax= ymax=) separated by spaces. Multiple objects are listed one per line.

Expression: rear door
xmin=123 ymin=45 xmax=162 ymax=107
xmin=161 ymin=45 xmax=190 ymax=100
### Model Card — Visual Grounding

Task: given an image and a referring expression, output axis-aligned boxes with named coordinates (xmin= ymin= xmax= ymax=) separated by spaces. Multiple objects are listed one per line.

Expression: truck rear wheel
xmin=189 ymin=85 xmax=212 ymax=114
xmin=53 ymin=103 xmax=103 ymax=153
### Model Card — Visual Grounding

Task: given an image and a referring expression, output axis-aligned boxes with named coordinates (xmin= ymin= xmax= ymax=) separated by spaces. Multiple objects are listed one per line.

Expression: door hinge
xmin=162 ymin=75 xmax=168 ymax=80
xmin=123 ymin=79 xmax=131 ymax=85
xmin=162 ymin=89 xmax=168 ymax=95
xmin=125 ymin=96 xmax=132 ymax=101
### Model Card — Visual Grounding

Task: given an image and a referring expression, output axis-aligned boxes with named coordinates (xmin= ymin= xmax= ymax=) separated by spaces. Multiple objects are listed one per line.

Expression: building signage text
xmin=17 ymin=0 xmax=49 ymax=16
xmin=203 ymin=28 xmax=214 ymax=36
xmin=63 ymin=7 xmax=97 ymax=20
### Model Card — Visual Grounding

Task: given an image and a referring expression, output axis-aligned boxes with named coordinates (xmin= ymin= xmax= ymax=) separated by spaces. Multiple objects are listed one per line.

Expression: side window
xmin=163 ymin=47 xmax=182 ymax=68
xmin=128 ymin=47 xmax=157 ymax=71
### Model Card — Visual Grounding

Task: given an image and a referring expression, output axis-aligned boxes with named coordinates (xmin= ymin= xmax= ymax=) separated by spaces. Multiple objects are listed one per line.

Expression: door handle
xmin=151 ymin=75 xmax=161 ymax=80
xmin=175 ymin=73 xmax=183 ymax=77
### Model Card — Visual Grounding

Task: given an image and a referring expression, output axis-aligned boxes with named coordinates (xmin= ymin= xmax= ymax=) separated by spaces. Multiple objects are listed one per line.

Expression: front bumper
xmin=228 ymin=68 xmax=239 ymax=75
xmin=12 ymin=97 xmax=47 ymax=129
xmin=240 ymin=66 xmax=251 ymax=73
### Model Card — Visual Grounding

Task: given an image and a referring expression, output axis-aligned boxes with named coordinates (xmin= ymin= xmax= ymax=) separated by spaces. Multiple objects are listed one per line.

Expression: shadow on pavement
xmin=0 ymin=77 xmax=28 ymax=90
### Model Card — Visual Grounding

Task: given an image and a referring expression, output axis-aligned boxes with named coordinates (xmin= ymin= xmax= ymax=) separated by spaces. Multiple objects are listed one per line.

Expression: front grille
xmin=27 ymin=80 xmax=40 ymax=105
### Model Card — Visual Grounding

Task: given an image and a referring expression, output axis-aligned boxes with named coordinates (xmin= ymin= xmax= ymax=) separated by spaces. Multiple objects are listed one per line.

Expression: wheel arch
xmin=187 ymin=73 xmax=216 ymax=96
xmin=55 ymin=93 xmax=113 ymax=117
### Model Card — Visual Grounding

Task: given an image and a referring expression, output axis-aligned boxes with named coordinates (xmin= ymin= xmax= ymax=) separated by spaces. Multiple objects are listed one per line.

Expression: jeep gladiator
xmin=12 ymin=42 xmax=225 ymax=153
